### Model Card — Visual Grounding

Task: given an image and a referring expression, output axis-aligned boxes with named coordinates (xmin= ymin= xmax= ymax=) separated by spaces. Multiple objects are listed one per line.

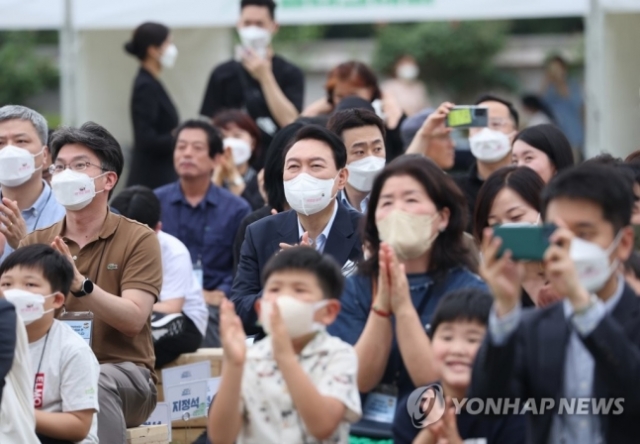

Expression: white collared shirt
xmin=237 ymin=330 xmax=362 ymax=444
xmin=297 ymin=199 xmax=339 ymax=253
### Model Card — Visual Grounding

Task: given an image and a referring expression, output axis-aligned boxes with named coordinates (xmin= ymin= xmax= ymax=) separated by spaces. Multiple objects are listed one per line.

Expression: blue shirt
xmin=340 ymin=189 xmax=369 ymax=213
xmin=155 ymin=181 xmax=251 ymax=295
xmin=0 ymin=181 xmax=65 ymax=264
xmin=329 ymin=268 xmax=488 ymax=432
xmin=490 ymin=275 xmax=625 ymax=444
xmin=296 ymin=199 xmax=339 ymax=253
xmin=543 ymin=79 xmax=584 ymax=149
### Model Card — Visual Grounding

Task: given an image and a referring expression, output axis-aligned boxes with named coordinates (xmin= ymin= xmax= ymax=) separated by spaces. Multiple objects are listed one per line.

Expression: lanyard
xmin=30 ymin=185 xmax=53 ymax=231
xmin=33 ymin=330 xmax=50 ymax=390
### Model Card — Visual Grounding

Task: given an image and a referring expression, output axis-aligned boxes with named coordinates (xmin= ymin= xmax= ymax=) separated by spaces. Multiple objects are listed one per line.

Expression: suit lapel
xmin=323 ymin=203 xmax=358 ymax=267
xmin=270 ymin=211 xmax=299 ymax=254
xmin=538 ymin=304 xmax=571 ymax=398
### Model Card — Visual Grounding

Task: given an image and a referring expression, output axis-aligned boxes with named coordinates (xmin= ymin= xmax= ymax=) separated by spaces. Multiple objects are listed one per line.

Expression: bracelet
xmin=371 ymin=305 xmax=392 ymax=318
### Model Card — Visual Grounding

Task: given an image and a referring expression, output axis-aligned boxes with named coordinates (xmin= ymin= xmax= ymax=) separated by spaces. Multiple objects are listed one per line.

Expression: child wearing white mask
xmin=209 ymin=246 xmax=362 ymax=444
xmin=0 ymin=244 xmax=99 ymax=444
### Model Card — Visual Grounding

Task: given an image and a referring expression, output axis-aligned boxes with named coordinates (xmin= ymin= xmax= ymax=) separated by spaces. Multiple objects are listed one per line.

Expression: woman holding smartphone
xmin=473 ymin=166 xmax=561 ymax=307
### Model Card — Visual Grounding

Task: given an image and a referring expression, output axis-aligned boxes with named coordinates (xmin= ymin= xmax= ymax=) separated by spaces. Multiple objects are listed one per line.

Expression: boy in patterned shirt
xmin=208 ymin=246 xmax=362 ymax=443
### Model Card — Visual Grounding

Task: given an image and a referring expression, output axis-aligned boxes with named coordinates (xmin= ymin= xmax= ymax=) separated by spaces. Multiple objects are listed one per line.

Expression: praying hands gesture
xmin=0 ymin=198 xmax=27 ymax=249
xmin=220 ymin=299 xmax=247 ymax=367
xmin=279 ymin=232 xmax=312 ymax=250
xmin=414 ymin=398 xmax=463 ymax=444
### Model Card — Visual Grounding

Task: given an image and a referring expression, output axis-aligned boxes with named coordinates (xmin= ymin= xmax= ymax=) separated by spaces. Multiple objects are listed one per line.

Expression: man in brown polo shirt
xmin=20 ymin=122 xmax=163 ymax=444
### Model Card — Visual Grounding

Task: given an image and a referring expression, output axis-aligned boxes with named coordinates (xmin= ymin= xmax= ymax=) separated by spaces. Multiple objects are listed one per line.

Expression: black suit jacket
xmin=128 ymin=67 xmax=179 ymax=189
xmin=0 ymin=299 xmax=16 ymax=404
xmin=470 ymin=284 xmax=640 ymax=444
xmin=231 ymin=202 xmax=363 ymax=334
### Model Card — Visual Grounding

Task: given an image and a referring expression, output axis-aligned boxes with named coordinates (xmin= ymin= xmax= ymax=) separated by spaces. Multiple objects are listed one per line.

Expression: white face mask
xmin=160 ymin=44 xmax=178 ymax=69
xmin=570 ymin=233 xmax=622 ymax=293
xmin=260 ymin=296 xmax=328 ymax=339
xmin=469 ymin=128 xmax=511 ymax=163
xmin=283 ymin=173 xmax=337 ymax=216
xmin=224 ymin=137 xmax=252 ymax=166
xmin=397 ymin=64 xmax=419 ymax=80
xmin=346 ymin=156 xmax=385 ymax=193
xmin=377 ymin=209 xmax=440 ymax=260
xmin=238 ymin=26 xmax=272 ymax=59
xmin=0 ymin=145 xmax=43 ymax=187
xmin=4 ymin=289 xmax=54 ymax=325
xmin=51 ymin=169 xmax=105 ymax=211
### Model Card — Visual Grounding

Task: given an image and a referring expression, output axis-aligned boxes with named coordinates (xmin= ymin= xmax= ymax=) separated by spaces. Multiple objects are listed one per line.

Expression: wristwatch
xmin=232 ymin=175 xmax=245 ymax=186
xmin=72 ymin=277 xmax=94 ymax=298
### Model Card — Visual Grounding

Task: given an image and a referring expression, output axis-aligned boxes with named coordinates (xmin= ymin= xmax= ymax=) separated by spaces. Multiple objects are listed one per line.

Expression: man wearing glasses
xmin=0 ymin=105 xmax=66 ymax=264
xmin=454 ymin=95 xmax=520 ymax=232
xmin=20 ymin=122 xmax=163 ymax=444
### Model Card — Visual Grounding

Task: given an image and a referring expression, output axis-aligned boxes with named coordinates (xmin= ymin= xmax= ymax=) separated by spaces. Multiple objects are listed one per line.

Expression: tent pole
xmin=60 ymin=0 xmax=77 ymax=127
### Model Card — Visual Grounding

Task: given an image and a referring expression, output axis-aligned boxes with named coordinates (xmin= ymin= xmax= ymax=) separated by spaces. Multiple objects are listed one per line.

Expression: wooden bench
xmin=126 ymin=425 xmax=169 ymax=444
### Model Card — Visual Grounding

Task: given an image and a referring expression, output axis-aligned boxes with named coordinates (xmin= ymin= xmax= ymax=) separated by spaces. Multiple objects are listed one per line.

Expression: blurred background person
xmin=512 ymin=123 xmax=574 ymax=183
xmin=541 ymin=55 xmax=584 ymax=159
xmin=212 ymin=110 xmax=265 ymax=210
xmin=404 ymin=102 xmax=456 ymax=171
xmin=200 ymin=0 xmax=304 ymax=166
xmin=303 ymin=61 xmax=406 ymax=162
xmin=125 ymin=22 xmax=179 ymax=189
xmin=381 ymin=54 xmax=430 ymax=117
xmin=473 ymin=166 xmax=560 ymax=307
xmin=521 ymin=94 xmax=555 ymax=127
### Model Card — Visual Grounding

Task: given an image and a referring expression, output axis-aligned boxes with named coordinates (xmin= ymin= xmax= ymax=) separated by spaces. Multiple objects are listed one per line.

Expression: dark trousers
xmin=154 ymin=314 xmax=203 ymax=369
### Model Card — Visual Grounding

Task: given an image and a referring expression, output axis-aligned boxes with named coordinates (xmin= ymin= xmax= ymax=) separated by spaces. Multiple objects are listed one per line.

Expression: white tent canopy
xmin=1 ymin=0 xmax=638 ymax=161
xmin=0 ymin=0 xmax=588 ymax=30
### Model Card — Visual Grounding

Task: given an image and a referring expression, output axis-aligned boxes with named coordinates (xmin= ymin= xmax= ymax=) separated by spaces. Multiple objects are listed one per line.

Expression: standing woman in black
xmin=125 ymin=22 xmax=180 ymax=189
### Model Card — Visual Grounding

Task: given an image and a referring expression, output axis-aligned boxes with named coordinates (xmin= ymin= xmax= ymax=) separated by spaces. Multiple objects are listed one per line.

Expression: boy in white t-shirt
xmin=0 ymin=244 xmax=100 ymax=444
xmin=209 ymin=246 xmax=362 ymax=444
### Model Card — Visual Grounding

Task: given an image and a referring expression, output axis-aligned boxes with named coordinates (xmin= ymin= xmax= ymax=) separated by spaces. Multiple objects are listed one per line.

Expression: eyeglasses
xmin=49 ymin=161 xmax=107 ymax=175
xmin=488 ymin=118 xmax=513 ymax=131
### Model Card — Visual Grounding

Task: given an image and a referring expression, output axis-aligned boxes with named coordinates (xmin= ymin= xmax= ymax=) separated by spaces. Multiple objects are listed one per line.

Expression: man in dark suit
xmin=231 ymin=125 xmax=363 ymax=334
xmin=471 ymin=163 xmax=640 ymax=444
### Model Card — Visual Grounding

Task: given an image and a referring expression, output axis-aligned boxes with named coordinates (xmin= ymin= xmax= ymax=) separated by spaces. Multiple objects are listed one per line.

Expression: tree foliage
xmin=373 ymin=21 xmax=516 ymax=101
xmin=0 ymin=32 xmax=59 ymax=106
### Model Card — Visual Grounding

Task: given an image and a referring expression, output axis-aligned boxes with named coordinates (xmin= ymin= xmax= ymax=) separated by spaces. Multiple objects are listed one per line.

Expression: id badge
xmin=193 ymin=261 xmax=203 ymax=288
xmin=362 ymin=384 xmax=398 ymax=424
xmin=58 ymin=310 xmax=94 ymax=346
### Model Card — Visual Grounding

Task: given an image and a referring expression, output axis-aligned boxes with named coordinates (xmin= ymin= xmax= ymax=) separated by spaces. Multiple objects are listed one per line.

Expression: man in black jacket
xmin=471 ymin=163 xmax=640 ymax=444
xmin=200 ymin=0 xmax=304 ymax=168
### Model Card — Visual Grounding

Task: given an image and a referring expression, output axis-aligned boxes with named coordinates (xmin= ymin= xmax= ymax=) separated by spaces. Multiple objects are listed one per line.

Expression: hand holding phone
xmin=493 ymin=224 xmax=557 ymax=261
xmin=445 ymin=106 xmax=489 ymax=129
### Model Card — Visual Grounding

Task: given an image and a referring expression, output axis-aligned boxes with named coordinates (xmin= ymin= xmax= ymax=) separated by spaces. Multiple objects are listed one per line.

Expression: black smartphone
xmin=445 ymin=106 xmax=489 ymax=129
xmin=493 ymin=224 xmax=557 ymax=261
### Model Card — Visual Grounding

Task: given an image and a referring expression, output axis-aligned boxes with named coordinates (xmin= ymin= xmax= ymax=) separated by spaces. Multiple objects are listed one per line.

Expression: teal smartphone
xmin=493 ymin=224 xmax=557 ymax=261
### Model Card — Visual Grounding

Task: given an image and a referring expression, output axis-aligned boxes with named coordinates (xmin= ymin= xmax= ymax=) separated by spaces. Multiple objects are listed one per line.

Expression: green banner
xmin=281 ymin=0 xmax=434 ymax=7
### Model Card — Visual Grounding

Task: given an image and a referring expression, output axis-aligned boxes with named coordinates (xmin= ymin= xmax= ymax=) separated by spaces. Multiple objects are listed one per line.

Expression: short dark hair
xmin=110 ymin=186 xmax=161 ymax=229
xmin=264 ymin=122 xmax=307 ymax=212
xmin=584 ymin=153 xmax=623 ymax=167
xmin=261 ymin=246 xmax=345 ymax=300
xmin=475 ymin=94 xmax=520 ymax=128
xmin=514 ymin=124 xmax=574 ymax=173
xmin=241 ymin=0 xmax=276 ymax=19
xmin=624 ymin=252 xmax=640 ymax=278
xmin=542 ymin=163 xmax=634 ymax=232
xmin=212 ymin=110 xmax=262 ymax=164
xmin=0 ymin=244 xmax=74 ymax=296
xmin=50 ymin=122 xmax=124 ymax=197
xmin=362 ymin=154 xmax=474 ymax=277
xmin=327 ymin=108 xmax=386 ymax=141
xmin=175 ymin=120 xmax=223 ymax=158
xmin=283 ymin=125 xmax=347 ymax=170
xmin=124 ymin=22 xmax=170 ymax=61
xmin=473 ymin=166 xmax=546 ymax=242
xmin=428 ymin=288 xmax=493 ymax=339
xmin=326 ymin=61 xmax=382 ymax=105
